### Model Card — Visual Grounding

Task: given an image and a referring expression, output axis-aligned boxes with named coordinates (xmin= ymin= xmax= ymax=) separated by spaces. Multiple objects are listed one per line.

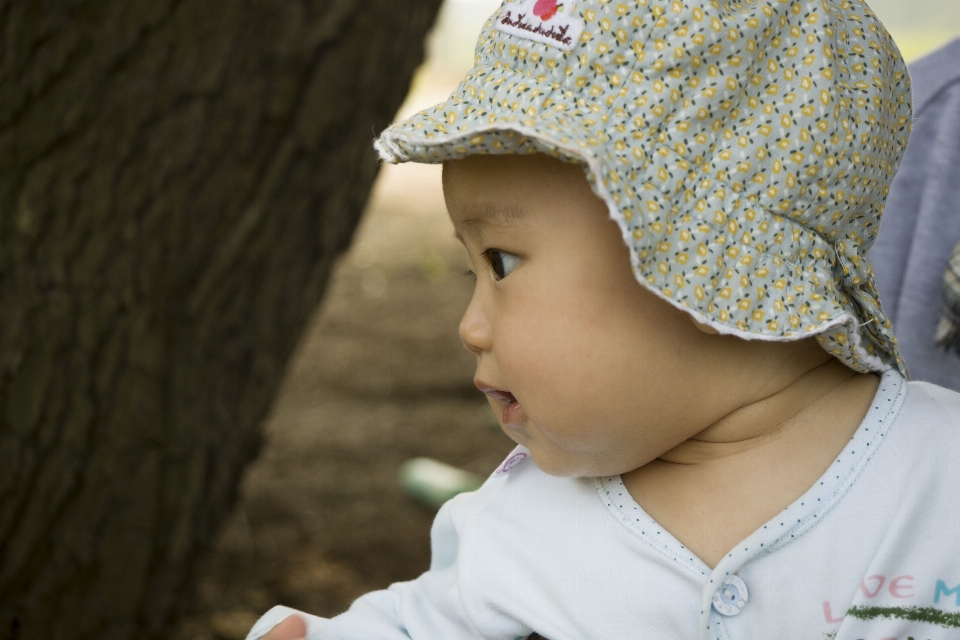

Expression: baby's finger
xmin=262 ymin=614 xmax=307 ymax=640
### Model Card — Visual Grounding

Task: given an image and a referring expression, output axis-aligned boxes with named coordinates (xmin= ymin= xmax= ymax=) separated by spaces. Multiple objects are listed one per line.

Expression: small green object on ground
xmin=399 ymin=457 xmax=484 ymax=509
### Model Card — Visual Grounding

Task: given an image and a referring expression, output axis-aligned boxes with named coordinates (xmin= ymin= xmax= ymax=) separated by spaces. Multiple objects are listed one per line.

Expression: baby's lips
xmin=475 ymin=381 xmax=516 ymax=404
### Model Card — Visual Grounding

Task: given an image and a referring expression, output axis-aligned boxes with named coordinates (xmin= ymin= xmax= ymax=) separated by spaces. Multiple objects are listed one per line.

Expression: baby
xmin=246 ymin=1 xmax=960 ymax=638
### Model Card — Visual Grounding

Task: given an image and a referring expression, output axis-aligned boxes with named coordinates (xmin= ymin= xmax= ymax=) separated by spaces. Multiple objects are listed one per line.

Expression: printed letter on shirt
xmin=823 ymin=601 xmax=844 ymax=623
xmin=888 ymin=575 xmax=914 ymax=599
xmin=859 ymin=575 xmax=885 ymax=598
xmin=934 ymin=580 xmax=960 ymax=606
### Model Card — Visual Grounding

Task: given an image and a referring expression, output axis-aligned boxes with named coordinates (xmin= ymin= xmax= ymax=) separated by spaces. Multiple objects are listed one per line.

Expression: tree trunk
xmin=0 ymin=1 xmax=442 ymax=638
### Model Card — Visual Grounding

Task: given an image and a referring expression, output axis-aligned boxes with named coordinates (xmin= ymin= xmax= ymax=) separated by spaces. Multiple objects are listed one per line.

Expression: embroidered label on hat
xmin=495 ymin=0 xmax=584 ymax=51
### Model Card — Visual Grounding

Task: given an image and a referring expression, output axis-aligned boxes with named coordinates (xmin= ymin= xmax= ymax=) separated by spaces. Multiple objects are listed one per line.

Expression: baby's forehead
xmin=450 ymin=202 xmax=527 ymax=234
xmin=444 ymin=154 xmax=599 ymax=224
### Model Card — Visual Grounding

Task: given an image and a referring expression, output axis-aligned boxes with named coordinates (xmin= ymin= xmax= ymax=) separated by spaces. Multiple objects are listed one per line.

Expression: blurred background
xmin=173 ymin=2 xmax=960 ymax=639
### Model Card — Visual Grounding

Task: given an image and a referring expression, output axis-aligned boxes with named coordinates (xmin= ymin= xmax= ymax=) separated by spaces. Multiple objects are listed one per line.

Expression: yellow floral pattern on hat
xmin=375 ymin=0 xmax=911 ymax=375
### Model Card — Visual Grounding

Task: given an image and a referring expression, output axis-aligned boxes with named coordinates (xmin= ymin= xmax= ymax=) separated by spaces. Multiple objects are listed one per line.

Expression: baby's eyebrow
xmin=453 ymin=202 xmax=526 ymax=242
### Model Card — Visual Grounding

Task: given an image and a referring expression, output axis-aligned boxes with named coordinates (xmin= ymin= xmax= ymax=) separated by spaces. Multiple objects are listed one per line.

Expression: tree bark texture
xmin=0 ymin=1 xmax=442 ymax=638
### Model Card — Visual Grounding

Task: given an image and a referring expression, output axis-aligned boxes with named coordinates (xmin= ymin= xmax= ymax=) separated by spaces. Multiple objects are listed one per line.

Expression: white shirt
xmin=246 ymin=371 xmax=960 ymax=639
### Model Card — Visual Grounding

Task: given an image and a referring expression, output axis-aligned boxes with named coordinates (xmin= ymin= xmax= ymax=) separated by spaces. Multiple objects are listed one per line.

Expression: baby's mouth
xmin=475 ymin=382 xmax=524 ymax=425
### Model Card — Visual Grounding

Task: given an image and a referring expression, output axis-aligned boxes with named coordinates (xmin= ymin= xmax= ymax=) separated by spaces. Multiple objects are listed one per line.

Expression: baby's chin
xmin=499 ymin=421 xmax=530 ymax=443
xmin=524 ymin=445 xmax=637 ymax=479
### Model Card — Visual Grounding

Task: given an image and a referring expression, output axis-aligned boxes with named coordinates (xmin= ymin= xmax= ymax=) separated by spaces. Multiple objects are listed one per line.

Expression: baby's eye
xmin=486 ymin=249 xmax=520 ymax=280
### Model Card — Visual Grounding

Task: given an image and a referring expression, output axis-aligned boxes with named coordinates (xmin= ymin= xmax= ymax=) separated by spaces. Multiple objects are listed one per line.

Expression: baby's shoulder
xmin=901 ymin=379 xmax=960 ymax=435
xmin=908 ymin=379 xmax=960 ymax=410
xmin=880 ymin=379 xmax=960 ymax=480
xmin=439 ymin=446 xmax=609 ymax=537
xmin=452 ymin=446 xmax=597 ymax=511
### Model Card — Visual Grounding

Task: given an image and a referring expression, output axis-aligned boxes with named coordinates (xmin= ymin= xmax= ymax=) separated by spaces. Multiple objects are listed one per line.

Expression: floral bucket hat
xmin=375 ymin=0 xmax=912 ymax=375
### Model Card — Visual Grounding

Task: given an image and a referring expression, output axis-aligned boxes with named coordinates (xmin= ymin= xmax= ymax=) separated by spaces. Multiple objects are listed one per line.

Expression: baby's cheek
xmin=498 ymin=312 xmax=580 ymax=384
xmin=500 ymin=309 xmax=621 ymax=406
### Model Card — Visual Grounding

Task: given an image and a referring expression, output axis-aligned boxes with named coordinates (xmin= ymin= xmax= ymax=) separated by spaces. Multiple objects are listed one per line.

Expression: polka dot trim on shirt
xmin=694 ymin=369 xmax=903 ymax=580
xmin=595 ymin=476 xmax=708 ymax=578
xmin=590 ymin=371 xmax=907 ymax=636
xmin=696 ymin=370 xmax=906 ymax=634
xmin=375 ymin=0 xmax=912 ymax=375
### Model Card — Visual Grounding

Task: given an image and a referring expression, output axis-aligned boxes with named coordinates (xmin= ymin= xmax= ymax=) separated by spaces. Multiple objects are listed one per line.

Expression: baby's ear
xmin=690 ymin=316 xmax=720 ymax=335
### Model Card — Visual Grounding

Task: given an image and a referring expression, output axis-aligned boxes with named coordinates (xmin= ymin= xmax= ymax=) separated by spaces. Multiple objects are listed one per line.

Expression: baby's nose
xmin=458 ymin=296 xmax=491 ymax=355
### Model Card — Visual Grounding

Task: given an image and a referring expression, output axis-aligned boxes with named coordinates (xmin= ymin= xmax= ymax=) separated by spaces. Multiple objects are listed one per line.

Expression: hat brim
xmin=376 ymin=64 xmax=901 ymax=375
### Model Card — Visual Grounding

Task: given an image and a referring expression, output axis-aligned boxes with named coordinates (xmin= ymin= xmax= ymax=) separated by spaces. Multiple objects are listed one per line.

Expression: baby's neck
xmin=622 ymin=360 xmax=880 ymax=569
xmin=659 ymin=358 xmax=863 ymax=464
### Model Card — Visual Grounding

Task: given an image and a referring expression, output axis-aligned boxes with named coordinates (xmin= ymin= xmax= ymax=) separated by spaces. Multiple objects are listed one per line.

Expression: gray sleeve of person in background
xmin=869 ymin=38 xmax=960 ymax=390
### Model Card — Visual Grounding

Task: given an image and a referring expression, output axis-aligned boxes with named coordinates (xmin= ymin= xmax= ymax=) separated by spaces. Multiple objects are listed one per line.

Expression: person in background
xmin=870 ymin=39 xmax=960 ymax=390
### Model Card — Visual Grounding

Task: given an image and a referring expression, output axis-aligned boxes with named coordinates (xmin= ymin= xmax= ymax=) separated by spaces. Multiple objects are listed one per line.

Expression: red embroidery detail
xmin=533 ymin=0 xmax=562 ymax=21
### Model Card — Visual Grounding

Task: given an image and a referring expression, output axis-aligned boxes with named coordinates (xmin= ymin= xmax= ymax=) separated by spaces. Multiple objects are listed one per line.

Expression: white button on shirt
xmin=246 ymin=371 xmax=960 ymax=640
xmin=712 ymin=576 xmax=748 ymax=616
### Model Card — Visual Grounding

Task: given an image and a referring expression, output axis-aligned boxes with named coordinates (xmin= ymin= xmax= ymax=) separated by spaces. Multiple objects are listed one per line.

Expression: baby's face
xmin=443 ymin=153 xmax=724 ymax=477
